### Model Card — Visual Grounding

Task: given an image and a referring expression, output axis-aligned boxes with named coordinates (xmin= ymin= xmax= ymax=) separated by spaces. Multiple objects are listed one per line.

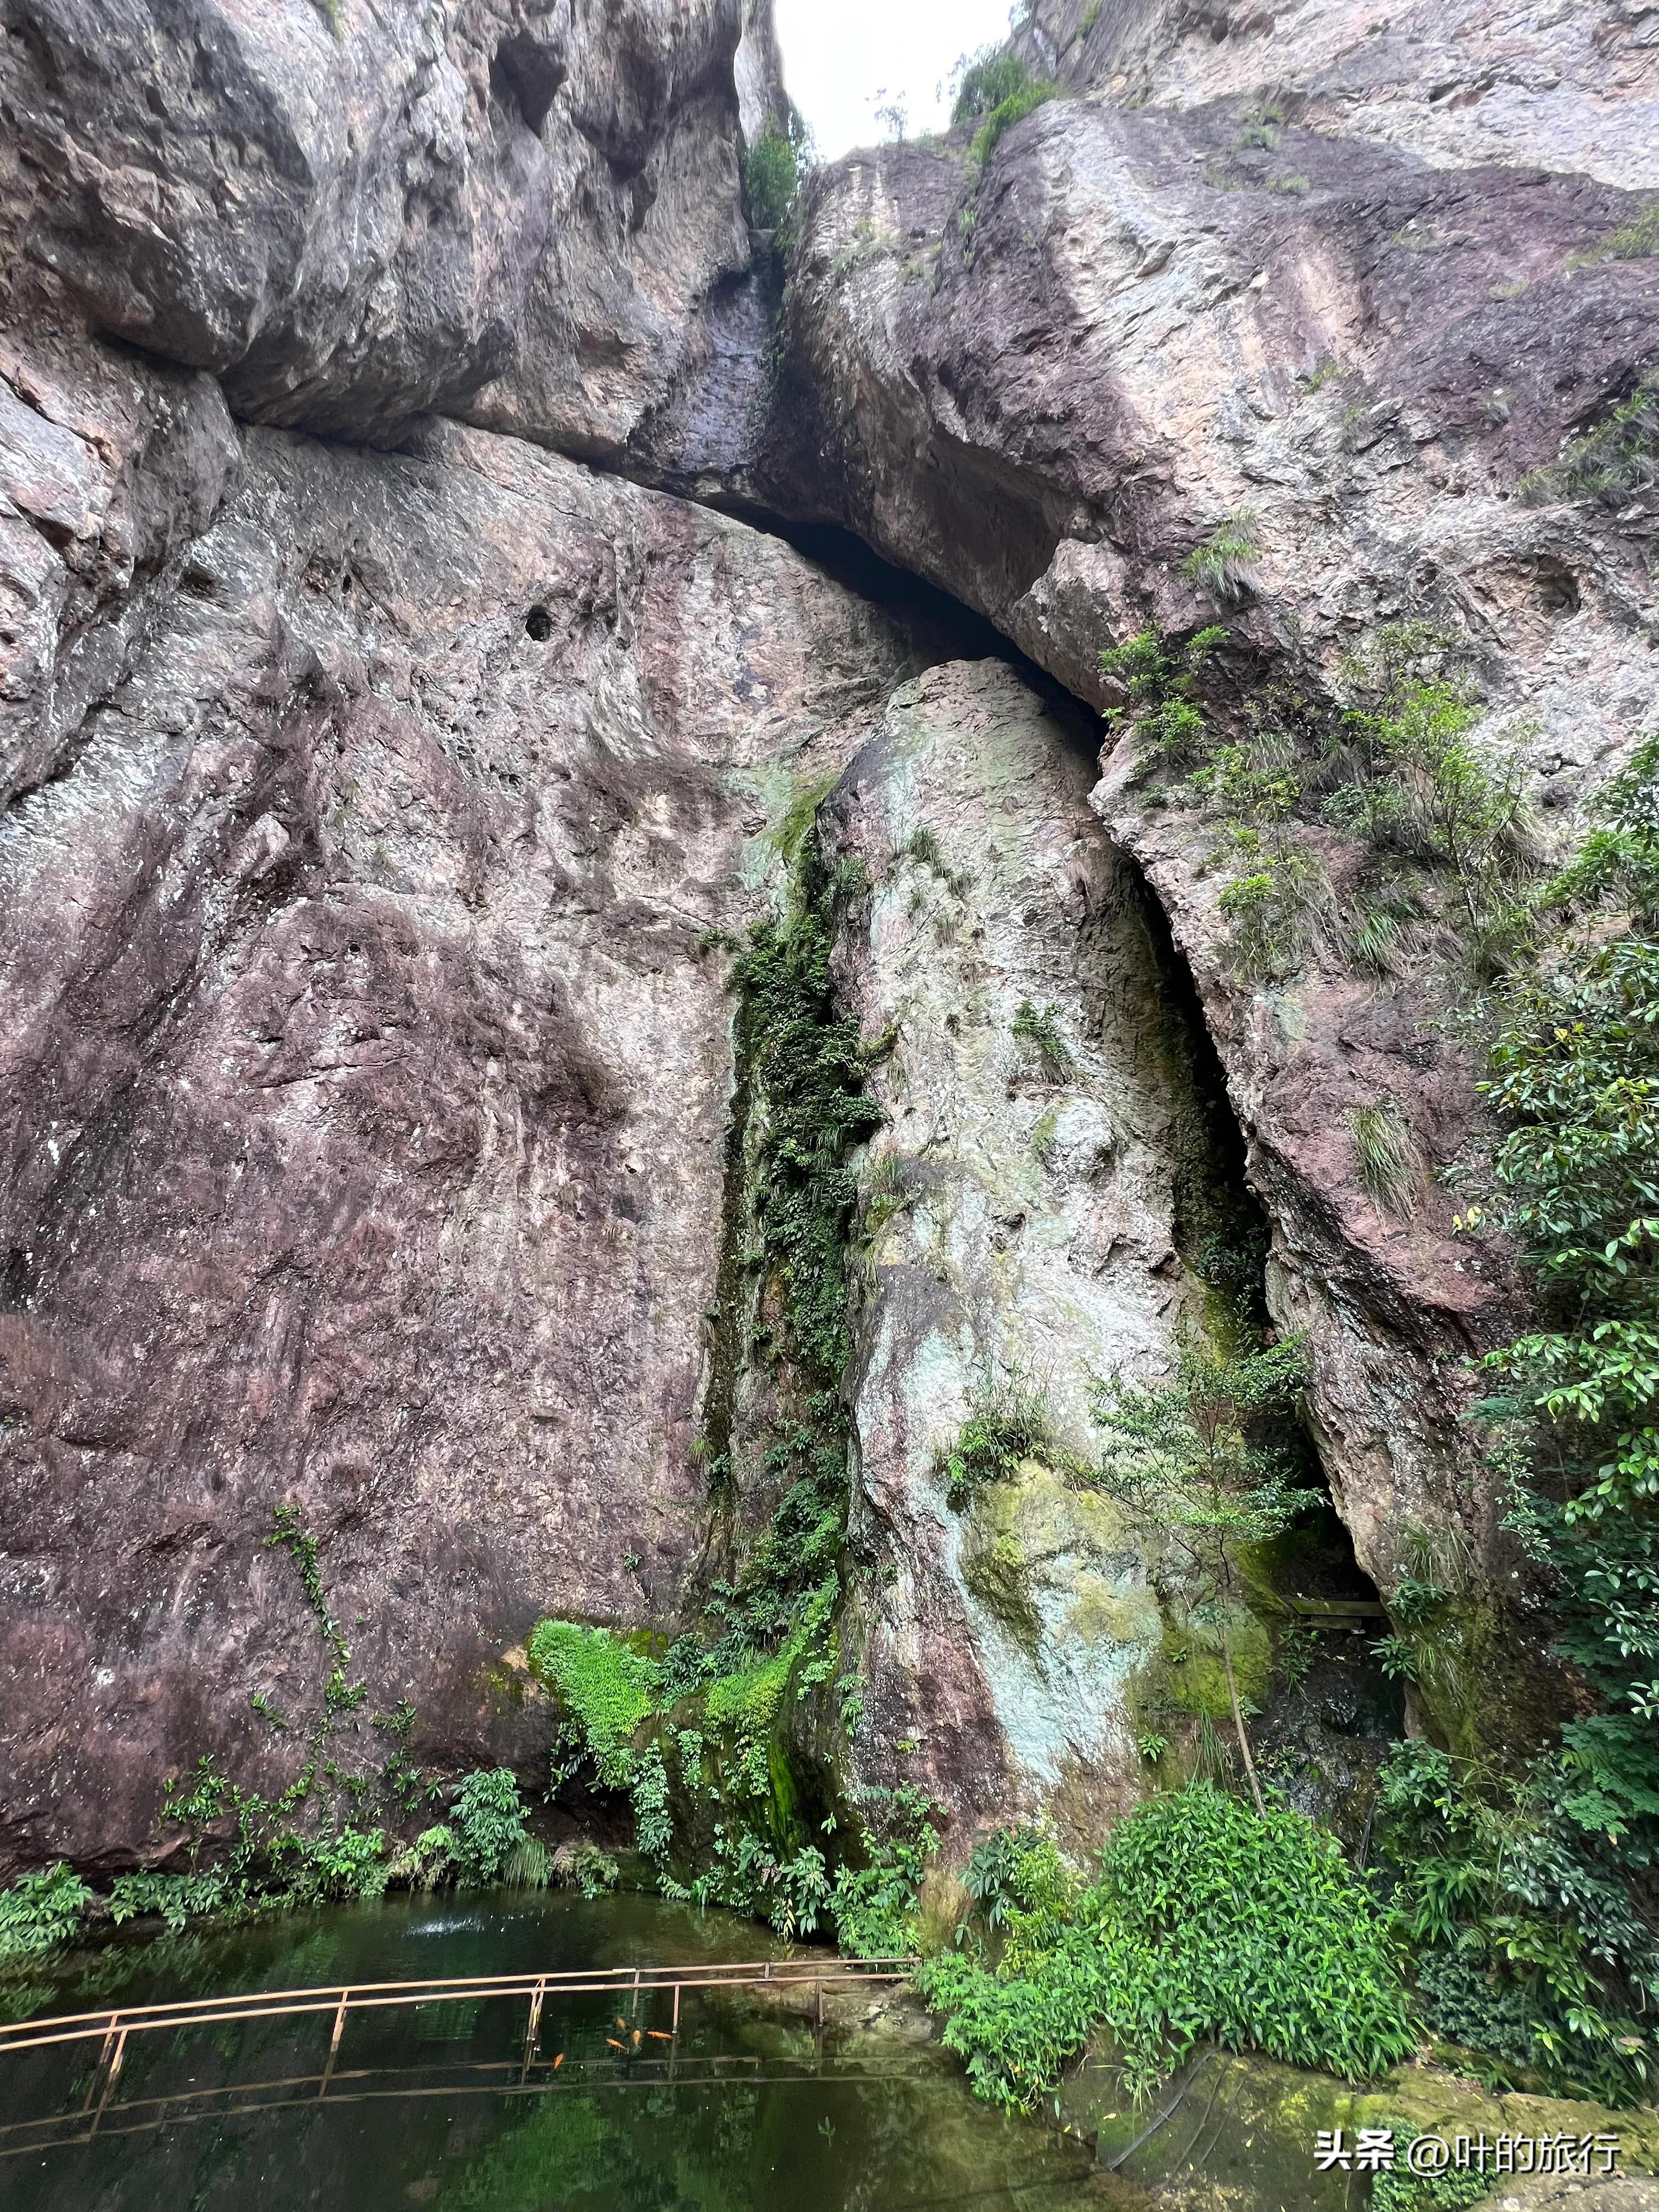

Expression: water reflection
xmin=0 ymin=1892 xmax=1121 ymax=2211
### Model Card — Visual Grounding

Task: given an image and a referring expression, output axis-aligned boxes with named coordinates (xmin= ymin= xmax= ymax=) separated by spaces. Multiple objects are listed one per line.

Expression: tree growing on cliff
xmin=1083 ymin=1331 xmax=1316 ymax=1811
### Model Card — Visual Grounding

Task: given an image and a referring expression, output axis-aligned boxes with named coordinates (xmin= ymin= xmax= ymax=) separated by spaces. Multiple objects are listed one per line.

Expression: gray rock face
xmin=695 ymin=40 xmax=1658 ymax=1688
xmin=824 ymin=661 xmax=1233 ymax=1847
xmin=0 ymin=0 xmax=759 ymax=454
xmin=0 ymin=0 xmax=1650 ymax=1870
xmin=0 ymin=409 xmax=924 ymax=1872
xmin=1019 ymin=0 xmax=1659 ymax=192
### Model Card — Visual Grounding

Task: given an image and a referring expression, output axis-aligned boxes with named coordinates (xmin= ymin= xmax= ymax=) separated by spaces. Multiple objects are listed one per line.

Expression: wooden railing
xmin=0 ymin=1956 xmax=918 ymax=2152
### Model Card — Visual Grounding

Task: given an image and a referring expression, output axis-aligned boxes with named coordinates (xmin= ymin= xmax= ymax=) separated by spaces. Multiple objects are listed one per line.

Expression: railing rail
xmin=0 ymin=1955 xmax=918 ymax=2059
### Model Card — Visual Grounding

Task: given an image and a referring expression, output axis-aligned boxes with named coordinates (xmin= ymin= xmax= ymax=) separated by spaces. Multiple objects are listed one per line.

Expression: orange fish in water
xmin=606 ymin=2038 xmax=625 ymax=2052
xmin=552 ymin=2055 xmax=565 ymax=2070
xmin=645 ymin=2030 xmax=673 ymax=2042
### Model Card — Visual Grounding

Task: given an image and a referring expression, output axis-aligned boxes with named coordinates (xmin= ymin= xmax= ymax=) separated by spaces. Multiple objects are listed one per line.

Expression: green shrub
xmin=448 ymin=1769 xmax=531 ymax=1886
xmin=951 ymin=48 xmax=1031 ymax=123
xmin=742 ymin=132 xmax=799 ymax=234
xmin=920 ymin=1782 xmax=1414 ymax=2108
xmin=962 ymin=1824 xmax=1077 ymax=1937
xmin=1099 ymin=625 xmax=1227 ymax=770
xmin=1086 ymin=1331 xmax=1313 ymax=1807
xmin=0 ymin=1864 xmax=91 ymax=1959
xmin=1515 ymin=379 xmax=1658 ymax=509
xmin=936 ymin=1367 xmax=1055 ymax=1510
xmin=970 ymin=78 xmax=1058 ymax=166
xmin=1610 ymin=204 xmax=1659 ymax=259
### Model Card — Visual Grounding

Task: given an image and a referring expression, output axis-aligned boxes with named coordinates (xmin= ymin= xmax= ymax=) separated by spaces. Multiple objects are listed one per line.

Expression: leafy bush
xmin=0 ymin=1864 xmax=91 ymax=1959
xmin=742 ymin=132 xmax=798 ymax=234
xmin=921 ymin=1782 xmax=1414 ymax=2109
xmin=1098 ymin=626 xmax=1227 ymax=770
xmin=970 ymin=78 xmax=1058 ymax=166
xmin=935 ymin=1367 xmax=1056 ymax=1510
xmin=829 ymin=1787 xmax=942 ymax=1956
xmin=962 ymin=1824 xmax=1077 ymax=1937
xmin=1085 ymin=1331 xmax=1314 ymax=1808
xmin=1404 ymin=735 xmax=1659 ymax=2101
xmin=448 ymin=1769 xmax=532 ymax=1886
xmin=951 ymin=48 xmax=1031 ymax=123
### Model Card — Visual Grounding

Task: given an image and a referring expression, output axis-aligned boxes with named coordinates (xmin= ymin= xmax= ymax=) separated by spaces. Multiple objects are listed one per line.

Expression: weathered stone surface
xmin=0 ymin=0 xmax=760 ymax=455
xmin=1017 ymin=0 xmax=1659 ymax=193
xmin=0 ymin=287 xmax=241 ymax=809
xmin=822 ymin=660 xmax=1245 ymax=1847
xmin=0 ymin=406 xmax=924 ymax=1875
xmin=710 ymin=56 xmax=1659 ymax=1680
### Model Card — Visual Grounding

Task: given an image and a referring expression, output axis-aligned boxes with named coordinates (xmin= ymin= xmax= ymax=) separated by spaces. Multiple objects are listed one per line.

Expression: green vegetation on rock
xmin=1375 ymin=735 xmax=1659 ymax=2103
xmin=920 ymin=1782 xmax=1413 ymax=2109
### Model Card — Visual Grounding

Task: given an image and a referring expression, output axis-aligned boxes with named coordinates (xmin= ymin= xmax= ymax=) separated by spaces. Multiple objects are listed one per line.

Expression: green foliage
xmin=1085 ymin=1330 xmax=1313 ymax=1804
xmin=1611 ymin=204 xmax=1659 ymax=257
xmin=1329 ymin=638 xmax=1537 ymax=940
xmin=1180 ymin=510 xmax=1261 ymax=605
xmin=0 ymin=1864 xmax=91 ymax=1959
xmin=951 ymin=48 xmax=1032 ymax=123
xmin=970 ymin=78 xmax=1058 ymax=166
xmin=1012 ymin=999 xmax=1074 ymax=1082
xmin=936 ymin=1366 xmax=1056 ymax=1510
xmin=447 ymin=1769 xmax=532 ymax=1886
xmin=1349 ymin=1099 xmax=1421 ymax=1217
xmin=828 ymin=1786 xmax=941 ymax=1956
xmin=107 ymin=1870 xmax=232 ymax=1932
xmin=920 ymin=1782 xmax=1414 ymax=2110
xmin=1369 ymin=2120 xmax=1493 ymax=2210
xmin=1216 ymin=845 xmax=1332 ymax=983
xmin=962 ymin=1824 xmax=1077 ymax=1936
xmin=1386 ymin=738 xmax=1659 ymax=2101
xmin=730 ymin=864 xmax=882 ymax=1388
xmin=1376 ymin=1741 xmax=1657 ymax=2100
xmin=1516 ymin=380 xmax=1658 ymax=509
xmin=527 ymin=1622 xmax=661 ymax=1788
xmin=741 ymin=132 xmax=799 ymax=234
xmin=1098 ymin=625 xmax=1227 ymax=770
xmin=1080 ymin=0 xmax=1103 ymax=32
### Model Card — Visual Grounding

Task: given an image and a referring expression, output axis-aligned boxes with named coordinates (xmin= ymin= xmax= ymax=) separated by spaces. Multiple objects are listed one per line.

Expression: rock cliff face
xmin=687 ymin=0 xmax=1658 ymax=1719
xmin=0 ymin=0 xmax=1651 ymax=1871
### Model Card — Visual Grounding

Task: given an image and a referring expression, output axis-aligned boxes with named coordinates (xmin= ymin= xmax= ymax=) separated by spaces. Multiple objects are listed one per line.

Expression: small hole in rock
xmin=524 ymin=604 xmax=553 ymax=641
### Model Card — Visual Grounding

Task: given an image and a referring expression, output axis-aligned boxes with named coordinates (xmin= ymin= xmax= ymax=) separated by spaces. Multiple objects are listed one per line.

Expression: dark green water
xmin=0 ymin=1892 xmax=1113 ymax=2211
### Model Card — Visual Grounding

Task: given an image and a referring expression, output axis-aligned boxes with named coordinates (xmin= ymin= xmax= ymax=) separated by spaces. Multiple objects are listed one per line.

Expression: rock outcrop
xmin=0 ymin=0 xmax=1652 ymax=1870
xmin=656 ymin=1 xmax=1659 ymax=1709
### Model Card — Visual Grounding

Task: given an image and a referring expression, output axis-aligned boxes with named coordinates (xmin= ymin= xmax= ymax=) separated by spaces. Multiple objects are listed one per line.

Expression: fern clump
xmin=935 ymin=1367 xmax=1056 ymax=1510
xmin=919 ymin=1782 xmax=1414 ymax=2109
xmin=1011 ymin=999 xmax=1075 ymax=1083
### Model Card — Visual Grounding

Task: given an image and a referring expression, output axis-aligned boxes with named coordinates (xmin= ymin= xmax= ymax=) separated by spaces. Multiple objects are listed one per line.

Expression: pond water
xmin=0 ymin=1891 xmax=1126 ymax=2211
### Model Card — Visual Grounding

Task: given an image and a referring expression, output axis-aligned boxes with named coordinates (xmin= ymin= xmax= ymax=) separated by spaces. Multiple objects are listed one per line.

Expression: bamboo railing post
xmin=88 ymin=2026 xmax=126 ymax=2136
xmin=319 ymin=1990 xmax=350 ymax=2100
xmin=80 ymin=2013 xmax=120 ymax=2114
xmin=521 ymin=1980 xmax=546 ymax=2085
